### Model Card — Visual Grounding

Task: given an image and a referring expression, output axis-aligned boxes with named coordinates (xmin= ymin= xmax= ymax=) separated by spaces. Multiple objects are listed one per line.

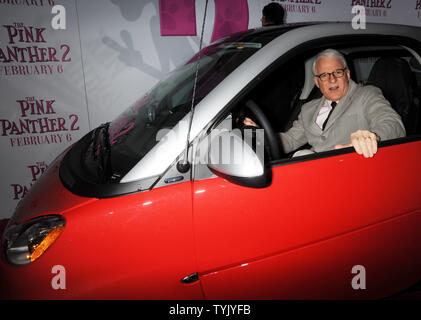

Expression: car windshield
xmin=81 ymin=29 xmax=288 ymax=184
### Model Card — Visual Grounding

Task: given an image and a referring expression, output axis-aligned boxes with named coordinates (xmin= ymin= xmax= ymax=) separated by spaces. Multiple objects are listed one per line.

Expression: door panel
xmin=200 ymin=209 xmax=421 ymax=299
xmin=193 ymin=140 xmax=421 ymax=298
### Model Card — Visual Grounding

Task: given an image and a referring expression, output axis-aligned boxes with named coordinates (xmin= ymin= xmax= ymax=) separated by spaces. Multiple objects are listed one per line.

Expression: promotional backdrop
xmin=1 ymin=0 xmax=420 ymax=219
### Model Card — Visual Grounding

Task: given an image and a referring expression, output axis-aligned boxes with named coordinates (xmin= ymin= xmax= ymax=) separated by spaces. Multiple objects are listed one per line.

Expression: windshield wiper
xmin=89 ymin=122 xmax=112 ymax=184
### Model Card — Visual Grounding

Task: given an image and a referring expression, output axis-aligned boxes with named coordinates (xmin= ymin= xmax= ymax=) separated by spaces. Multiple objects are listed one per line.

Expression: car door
xmin=192 ymin=137 xmax=421 ymax=299
xmin=191 ymin=38 xmax=421 ymax=298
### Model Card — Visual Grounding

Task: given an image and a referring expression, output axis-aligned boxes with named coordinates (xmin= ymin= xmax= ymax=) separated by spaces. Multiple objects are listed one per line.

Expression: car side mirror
xmin=207 ymin=129 xmax=271 ymax=188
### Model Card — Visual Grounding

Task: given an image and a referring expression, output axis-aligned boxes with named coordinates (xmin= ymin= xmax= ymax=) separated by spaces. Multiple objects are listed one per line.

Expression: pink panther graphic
xmin=159 ymin=0 xmax=249 ymax=42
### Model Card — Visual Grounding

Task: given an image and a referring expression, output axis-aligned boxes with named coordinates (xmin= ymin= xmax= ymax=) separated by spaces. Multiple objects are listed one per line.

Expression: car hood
xmin=9 ymin=150 xmax=97 ymax=225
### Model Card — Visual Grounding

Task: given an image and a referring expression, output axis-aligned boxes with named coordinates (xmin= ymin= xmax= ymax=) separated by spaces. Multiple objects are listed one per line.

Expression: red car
xmin=1 ymin=22 xmax=421 ymax=299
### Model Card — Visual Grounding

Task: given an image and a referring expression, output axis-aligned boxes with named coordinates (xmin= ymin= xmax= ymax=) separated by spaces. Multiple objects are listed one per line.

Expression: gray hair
xmin=312 ymin=49 xmax=348 ymax=75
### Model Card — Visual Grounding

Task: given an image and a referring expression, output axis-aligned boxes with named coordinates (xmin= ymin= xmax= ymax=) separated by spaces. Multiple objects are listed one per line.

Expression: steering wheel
xmin=243 ymin=100 xmax=282 ymax=160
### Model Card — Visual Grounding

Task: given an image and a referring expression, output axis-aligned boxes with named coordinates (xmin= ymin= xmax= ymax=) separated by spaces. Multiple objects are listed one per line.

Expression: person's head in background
xmin=261 ymin=2 xmax=285 ymax=26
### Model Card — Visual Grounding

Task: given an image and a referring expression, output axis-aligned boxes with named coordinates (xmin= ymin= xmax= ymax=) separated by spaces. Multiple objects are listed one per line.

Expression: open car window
xmin=209 ymin=41 xmax=421 ymax=166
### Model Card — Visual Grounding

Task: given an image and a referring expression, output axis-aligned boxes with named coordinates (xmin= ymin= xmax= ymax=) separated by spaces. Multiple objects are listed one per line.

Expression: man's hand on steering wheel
xmin=240 ymin=100 xmax=282 ymax=160
xmin=243 ymin=117 xmax=259 ymax=128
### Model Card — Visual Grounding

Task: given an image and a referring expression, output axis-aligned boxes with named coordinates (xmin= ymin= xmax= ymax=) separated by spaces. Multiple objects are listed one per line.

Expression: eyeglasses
xmin=314 ymin=68 xmax=347 ymax=81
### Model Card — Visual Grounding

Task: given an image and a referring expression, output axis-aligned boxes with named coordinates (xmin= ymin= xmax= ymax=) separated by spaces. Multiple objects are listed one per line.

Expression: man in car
xmin=245 ymin=48 xmax=406 ymax=158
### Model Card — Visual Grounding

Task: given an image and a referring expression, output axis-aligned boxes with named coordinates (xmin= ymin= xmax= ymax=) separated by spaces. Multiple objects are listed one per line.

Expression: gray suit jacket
xmin=280 ymin=80 xmax=406 ymax=153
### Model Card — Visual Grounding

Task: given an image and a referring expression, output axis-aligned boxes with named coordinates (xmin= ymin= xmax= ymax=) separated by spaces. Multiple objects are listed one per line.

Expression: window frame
xmin=203 ymin=33 xmax=421 ymax=169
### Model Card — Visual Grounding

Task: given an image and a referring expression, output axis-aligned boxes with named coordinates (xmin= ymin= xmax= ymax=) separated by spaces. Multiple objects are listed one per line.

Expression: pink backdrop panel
xmin=159 ymin=0 xmax=197 ymax=36
xmin=211 ymin=0 xmax=249 ymax=42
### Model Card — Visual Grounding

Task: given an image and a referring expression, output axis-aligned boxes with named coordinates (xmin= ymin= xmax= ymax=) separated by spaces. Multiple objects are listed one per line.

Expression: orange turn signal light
xmin=27 ymin=226 xmax=64 ymax=262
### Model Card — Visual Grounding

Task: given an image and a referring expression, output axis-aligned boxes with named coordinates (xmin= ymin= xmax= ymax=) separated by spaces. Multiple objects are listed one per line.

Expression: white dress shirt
xmin=316 ymin=99 xmax=337 ymax=129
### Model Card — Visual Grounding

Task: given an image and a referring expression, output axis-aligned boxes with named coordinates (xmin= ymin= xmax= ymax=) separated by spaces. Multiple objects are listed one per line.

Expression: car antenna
xmin=177 ymin=0 xmax=209 ymax=174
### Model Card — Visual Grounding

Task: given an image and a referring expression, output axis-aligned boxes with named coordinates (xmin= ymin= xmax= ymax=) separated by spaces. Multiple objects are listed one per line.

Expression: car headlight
xmin=2 ymin=215 xmax=65 ymax=266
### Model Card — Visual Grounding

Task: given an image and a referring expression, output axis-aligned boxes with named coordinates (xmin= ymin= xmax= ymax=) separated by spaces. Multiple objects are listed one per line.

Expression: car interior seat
xmin=367 ymin=57 xmax=421 ymax=135
xmin=283 ymin=56 xmax=320 ymax=131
